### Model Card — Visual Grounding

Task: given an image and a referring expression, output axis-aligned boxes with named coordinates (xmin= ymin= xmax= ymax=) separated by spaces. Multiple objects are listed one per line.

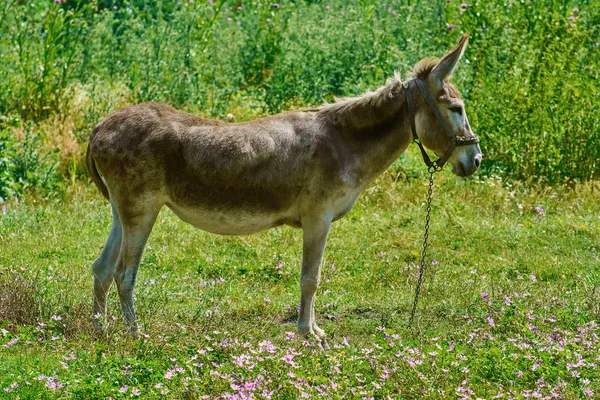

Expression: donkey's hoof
xmin=128 ymin=327 xmax=140 ymax=340
xmin=312 ymin=323 xmax=326 ymax=339
xmin=298 ymin=322 xmax=327 ymax=340
xmin=317 ymin=336 xmax=331 ymax=350
xmin=298 ymin=325 xmax=330 ymax=350
xmin=301 ymin=331 xmax=330 ymax=350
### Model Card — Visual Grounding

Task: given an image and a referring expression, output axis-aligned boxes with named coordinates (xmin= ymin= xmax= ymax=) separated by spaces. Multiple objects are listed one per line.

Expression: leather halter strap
xmin=403 ymin=79 xmax=479 ymax=170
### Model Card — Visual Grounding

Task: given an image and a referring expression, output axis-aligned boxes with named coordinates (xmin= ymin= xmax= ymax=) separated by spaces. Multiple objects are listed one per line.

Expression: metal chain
xmin=409 ymin=164 xmax=439 ymax=327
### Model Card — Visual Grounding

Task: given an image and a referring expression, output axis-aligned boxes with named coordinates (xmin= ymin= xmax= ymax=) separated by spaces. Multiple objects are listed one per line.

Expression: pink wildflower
xmin=535 ymin=205 xmax=545 ymax=215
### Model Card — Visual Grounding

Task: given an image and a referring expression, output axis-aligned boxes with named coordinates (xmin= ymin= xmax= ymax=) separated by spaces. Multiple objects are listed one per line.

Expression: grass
xmin=1 ymin=1 xmax=599 ymax=398
xmin=1 ymin=152 xmax=599 ymax=398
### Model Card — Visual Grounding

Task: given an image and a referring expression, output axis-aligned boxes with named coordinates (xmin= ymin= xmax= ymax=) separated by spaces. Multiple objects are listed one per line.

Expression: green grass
xmin=1 ymin=152 xmax=599 ymax=398
xmin=1 ymin=1 xmax=599 ymax=398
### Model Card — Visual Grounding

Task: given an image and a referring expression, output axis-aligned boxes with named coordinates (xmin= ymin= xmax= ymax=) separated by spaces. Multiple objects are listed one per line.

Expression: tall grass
xmin=0 ymin=0 xmax=599 ymax=199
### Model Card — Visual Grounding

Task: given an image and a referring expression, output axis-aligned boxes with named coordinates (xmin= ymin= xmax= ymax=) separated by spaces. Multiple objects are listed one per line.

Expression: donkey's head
xmin=410 ymin=34 xmax=482 ymax=177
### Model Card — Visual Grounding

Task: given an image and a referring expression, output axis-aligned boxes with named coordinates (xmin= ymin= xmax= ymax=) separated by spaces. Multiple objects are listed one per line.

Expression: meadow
xmin=1 ymin=0 xmax=600 ymax=398
xmin=1 ymin=168 xmax=599 ymax=398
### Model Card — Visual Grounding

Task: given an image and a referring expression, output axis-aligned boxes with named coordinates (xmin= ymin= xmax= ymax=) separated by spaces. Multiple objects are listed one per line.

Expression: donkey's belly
xmin=166 ymin=202 xmax=288 ymax=235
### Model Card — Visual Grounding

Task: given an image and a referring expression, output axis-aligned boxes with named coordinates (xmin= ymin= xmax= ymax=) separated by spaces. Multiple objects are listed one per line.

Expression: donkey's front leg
xmin=298 ymin=215 xmax=332 ymax=340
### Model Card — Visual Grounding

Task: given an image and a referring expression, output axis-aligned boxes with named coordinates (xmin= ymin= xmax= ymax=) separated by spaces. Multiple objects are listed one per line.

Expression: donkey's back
xmin=87 ymin=102 xmax=343 ymax=235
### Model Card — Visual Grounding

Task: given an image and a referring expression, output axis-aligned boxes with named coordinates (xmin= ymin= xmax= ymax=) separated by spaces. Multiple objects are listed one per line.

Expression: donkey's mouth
xmin=451 ymin=163 xmax=466 ymax=177
xmin=452 ymin=162 xmax=478 ymax=177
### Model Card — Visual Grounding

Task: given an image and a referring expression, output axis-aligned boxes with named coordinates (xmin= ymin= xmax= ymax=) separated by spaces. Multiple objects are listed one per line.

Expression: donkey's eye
xmin=449 ymin=106 xmax=463 ymax=114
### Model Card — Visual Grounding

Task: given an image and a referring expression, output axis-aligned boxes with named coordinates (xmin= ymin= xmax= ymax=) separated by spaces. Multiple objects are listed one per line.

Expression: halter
xmin=403 ymin=79 xmax=479 ymax=171
xmin=404 ymin=78 xmax=480 ymax=327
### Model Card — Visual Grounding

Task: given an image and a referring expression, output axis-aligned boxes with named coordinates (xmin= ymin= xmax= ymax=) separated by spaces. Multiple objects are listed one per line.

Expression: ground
xmin=1 ymin=154 xmax=599 ymax=398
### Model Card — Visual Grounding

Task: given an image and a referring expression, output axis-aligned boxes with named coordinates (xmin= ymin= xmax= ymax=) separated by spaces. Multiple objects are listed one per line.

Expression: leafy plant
xmin=0 ymin=123 xmax=62 ymax=199
xmin=0 ymin=0 xmax=599 ymax=200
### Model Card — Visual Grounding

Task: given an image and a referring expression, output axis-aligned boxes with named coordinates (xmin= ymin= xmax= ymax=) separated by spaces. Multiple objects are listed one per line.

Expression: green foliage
xmin=0 ymin=1 xmax=93 ymax=121
xmin=454 ymin=0 xmax=600 ymax=182
xmin=0 ymin=0 xmax=599 ymax=199
xmin=0 ymin=121 xmax=62 ymax=200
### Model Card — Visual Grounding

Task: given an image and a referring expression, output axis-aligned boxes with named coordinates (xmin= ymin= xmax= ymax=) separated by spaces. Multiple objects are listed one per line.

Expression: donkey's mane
xmin=315 ymin=56 xmax=443 ymax=131
xmin=411 ymin=57 xmax=440 ymax=81
xmin=317 ymin=72 xmax=404 ymax=130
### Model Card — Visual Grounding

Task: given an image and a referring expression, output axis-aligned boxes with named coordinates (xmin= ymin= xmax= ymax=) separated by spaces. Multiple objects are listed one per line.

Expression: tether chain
xmin=409 ymin=163 xmax=440 ymax=327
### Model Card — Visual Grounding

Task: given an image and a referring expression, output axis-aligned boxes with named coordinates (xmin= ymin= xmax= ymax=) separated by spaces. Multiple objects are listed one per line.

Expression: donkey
xmin=87 ymin=34 xmax=481 ymax=341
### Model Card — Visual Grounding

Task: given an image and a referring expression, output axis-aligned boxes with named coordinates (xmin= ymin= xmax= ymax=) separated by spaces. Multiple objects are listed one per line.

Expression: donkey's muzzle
xmin=474 ymin=154 xmax=482 ymax=168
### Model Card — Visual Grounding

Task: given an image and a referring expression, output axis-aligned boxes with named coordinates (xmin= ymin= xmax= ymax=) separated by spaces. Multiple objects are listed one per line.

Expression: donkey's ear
xmin=429 ymin=34 xmax=469 ymax=85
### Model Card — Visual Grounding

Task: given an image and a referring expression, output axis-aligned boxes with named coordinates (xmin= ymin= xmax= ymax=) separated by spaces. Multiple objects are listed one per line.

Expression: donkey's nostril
xmin=474 ymin=154 xmax=482 ymax=168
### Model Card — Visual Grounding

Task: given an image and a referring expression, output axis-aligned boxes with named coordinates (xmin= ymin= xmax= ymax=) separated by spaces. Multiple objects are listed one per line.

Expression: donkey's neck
xmin=318 ymin=76 xmax=413 ymax=183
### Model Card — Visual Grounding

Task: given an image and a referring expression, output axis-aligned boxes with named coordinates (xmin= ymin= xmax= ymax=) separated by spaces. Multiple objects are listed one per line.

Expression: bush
xmin=0 ymin=0 xmax=598 ymax=199
xmin=0 ymin=122 xmax=62 ymax=200
xmin=454 ymin=0 xmax=600 ymax=182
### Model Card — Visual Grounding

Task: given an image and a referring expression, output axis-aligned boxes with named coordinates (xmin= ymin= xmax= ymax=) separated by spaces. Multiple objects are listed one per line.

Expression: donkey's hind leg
xmin=113 ymin=204 xmax=160 ymax=336
xmin=92 ymin=203 xmax=122 ymax=331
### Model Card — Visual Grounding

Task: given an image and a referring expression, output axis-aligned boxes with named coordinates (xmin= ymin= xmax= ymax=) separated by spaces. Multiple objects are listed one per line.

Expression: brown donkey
xmin=87 ymin=35 xmax=481 ymax=340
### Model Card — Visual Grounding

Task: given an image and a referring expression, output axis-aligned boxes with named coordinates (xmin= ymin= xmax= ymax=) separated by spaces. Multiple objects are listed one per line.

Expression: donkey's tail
xmin=86 ymin=141 xmax=110 ymax=200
